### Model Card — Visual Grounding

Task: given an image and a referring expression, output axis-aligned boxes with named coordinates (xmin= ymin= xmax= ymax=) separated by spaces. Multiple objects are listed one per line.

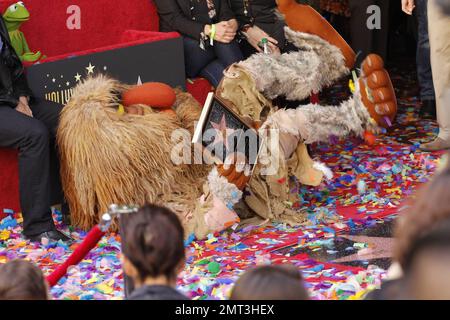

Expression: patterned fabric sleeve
xmin=206 ymin=0 xmax=217 ymax=19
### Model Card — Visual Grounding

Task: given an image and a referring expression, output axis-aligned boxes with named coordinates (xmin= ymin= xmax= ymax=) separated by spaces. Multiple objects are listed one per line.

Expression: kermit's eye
xmin=18 ymin=1 xmax=24 ymax=7
xmin=8 ymin=4 xmax=17 ymax=12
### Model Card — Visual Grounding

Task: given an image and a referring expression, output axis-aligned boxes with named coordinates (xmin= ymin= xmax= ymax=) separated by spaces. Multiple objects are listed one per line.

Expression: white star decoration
xmin=86 ymin=63 xmax=95 ymax=74
xmin=74 ymin=73 xmax=82 ymax=82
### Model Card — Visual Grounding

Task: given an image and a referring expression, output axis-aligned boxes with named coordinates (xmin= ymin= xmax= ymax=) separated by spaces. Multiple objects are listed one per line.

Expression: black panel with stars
xmin=26 ymin=37 xmax=186 ymax=106
xmin=201 ymin=97 xmax=261 ymax=168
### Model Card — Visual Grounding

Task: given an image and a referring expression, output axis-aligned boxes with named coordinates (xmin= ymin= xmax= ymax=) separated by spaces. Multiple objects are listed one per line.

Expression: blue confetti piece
xmin=347 ymin=219 xmax=355 ymax=229
xmin=184 ymin=233 xmax=196 ymax=247
xmin=216 ymin=278 xmax=235 ymax=285
xmin=311 ymin=264 xmax=324 ymax=272
xmin=0 ymin=216 xmax=18 ymax=230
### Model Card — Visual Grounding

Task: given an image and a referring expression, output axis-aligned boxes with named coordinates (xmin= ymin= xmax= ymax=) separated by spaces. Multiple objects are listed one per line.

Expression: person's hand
xmin=15 ymin=101 xmax=33 ymax=117
xmin=402 ymin=0 xmax=415 ymax=15
xmin=19 ymin=96 xmax=30 ymax=107
xmin=205 ymin=22 xmax=236 ymax=44
xmin=214 ymin=21 xmax=237 ymax=43
xmin=226 ymin=19 xmax=238 ymax=33
xmin=242 ymin=25 xmax=280 ymax=55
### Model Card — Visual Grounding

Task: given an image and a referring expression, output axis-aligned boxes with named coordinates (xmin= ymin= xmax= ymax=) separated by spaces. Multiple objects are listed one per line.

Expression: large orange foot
xmin=359 ymin=54 xmax=397 ymax=129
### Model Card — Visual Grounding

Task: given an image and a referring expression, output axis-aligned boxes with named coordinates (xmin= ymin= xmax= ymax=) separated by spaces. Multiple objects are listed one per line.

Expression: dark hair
xmin=394 ymin=155 xmax=450 ymax=269
xmin=403 ymin=218 xmax=450 ymax=272
xmin=230 ymin=265 xmax=309 ymax=300
xmin=0 ymin=260 xmax=48 ymax=300
xmin=121 ymin=204 xmax=185 ymax=282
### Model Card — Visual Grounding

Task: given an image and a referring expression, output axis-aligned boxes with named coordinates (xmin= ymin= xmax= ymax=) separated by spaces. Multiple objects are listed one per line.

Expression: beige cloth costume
xmin=428 ymin=0 xmax=450 ymax=141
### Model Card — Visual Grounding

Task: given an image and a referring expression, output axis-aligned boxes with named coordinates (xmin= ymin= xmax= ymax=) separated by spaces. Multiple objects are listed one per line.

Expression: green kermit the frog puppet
xmin=3 ymin=1 xmax=45 ymax=62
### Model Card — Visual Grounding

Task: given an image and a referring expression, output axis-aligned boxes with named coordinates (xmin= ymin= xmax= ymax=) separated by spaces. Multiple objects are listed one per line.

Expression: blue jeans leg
xmin=213 ymin=40 xmax=244 ymax=68
xmin=183 ymin=37 xmax=216 ymax=79
xmin=416 ymin=0 xmax=436 ymax=101
xmin=202 ymin=41 xmax=244 ymax=87
xmin=200 ymin=60 xmax=226 ymax=87
xmin=183 ymin=37 xmax=244 ymax=87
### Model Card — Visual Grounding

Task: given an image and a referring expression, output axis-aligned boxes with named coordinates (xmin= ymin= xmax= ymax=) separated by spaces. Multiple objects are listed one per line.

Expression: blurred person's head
xmin=394 ymin=154 xmax=450 ymax=270
xmin=401 ymin=218 xmax=450 ymax=299
xmin=230 ymin=265 xmax=309 ymax=300
xmin=437 ymin=0 xmax=450 ymax=15
xmin=0 ymin=260 xmax=49 ymax=300
xmin=391 ymin=154 xmax=450 ymax=299
xmin=120 ymin=204 xmax=185 ymax=288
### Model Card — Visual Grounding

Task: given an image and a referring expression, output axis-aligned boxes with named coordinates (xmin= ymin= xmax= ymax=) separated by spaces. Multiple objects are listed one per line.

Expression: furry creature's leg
xmin=261 ymin=55 xmax=396 ymax=145
xmin=261 ymin=84 xmax=375 ymax=145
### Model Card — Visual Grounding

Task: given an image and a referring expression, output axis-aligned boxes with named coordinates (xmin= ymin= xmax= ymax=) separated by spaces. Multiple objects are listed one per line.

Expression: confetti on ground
xmin=0 ymin=60 xmax=443 ymax=300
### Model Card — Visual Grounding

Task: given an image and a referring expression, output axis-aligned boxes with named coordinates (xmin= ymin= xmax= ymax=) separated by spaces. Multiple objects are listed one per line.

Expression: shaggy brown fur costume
xmin=58 ymin=76 xmax=208 ymax=230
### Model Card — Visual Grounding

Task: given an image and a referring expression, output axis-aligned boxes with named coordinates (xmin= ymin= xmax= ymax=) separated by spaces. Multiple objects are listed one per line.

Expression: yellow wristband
xmin=210 ymin=24 xmax=216 ymax=46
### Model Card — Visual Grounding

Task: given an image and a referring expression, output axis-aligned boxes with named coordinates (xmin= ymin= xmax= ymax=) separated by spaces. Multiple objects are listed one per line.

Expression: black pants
xmin=0 ymin=98 xmax=62 ymax=236
xmin=415 ymin=0 xmax=435 ymax=101
xmin=349 ymin=0 xmax=390 ymax=66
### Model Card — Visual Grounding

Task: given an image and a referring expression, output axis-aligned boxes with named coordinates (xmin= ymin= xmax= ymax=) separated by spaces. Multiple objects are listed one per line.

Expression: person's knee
xmin=25 ymin=121 xmax=50 ymax=147
xmin=215 ymin=41 xmax=244 ymax=63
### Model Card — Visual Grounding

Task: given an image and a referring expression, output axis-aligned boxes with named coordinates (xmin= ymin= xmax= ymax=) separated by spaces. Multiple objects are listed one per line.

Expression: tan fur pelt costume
xmin=57 ymin=76 xmax=209 ymax=230
xmin=238 ymin=28 xmax=349 ymax=102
